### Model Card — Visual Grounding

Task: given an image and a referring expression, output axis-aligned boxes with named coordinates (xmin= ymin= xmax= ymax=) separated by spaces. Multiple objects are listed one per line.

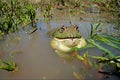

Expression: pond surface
xmin=0 ymin=10 xmax=120 ymax=80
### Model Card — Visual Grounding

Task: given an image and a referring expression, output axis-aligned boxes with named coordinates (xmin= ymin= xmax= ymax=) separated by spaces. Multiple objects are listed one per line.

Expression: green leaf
xmin=94 ymin=23 xmax=101 ymax=30
xmin=93 ymin=35 xmax=120 ymax=50
xmin=90 ymin=23 xmax=101 ymax=37
xmin=0 ymin=54 xmax=17 ymax=71
xmin=76 ymin=55 xmax=84 ymax=61
xmin=102 ymin=35 xmax=120 ymax=45
xmin=69 ymin=44 xmax=94 ymax=52
xmin=90 ymin=56 xmax=109 ymax=60
xmin=73 ymin=72 xmax=84 ymax=80
xmin=83 ymin=51 xmax=88 ymax=58
xmin=87 ymin=39 xmax=115 ymax=58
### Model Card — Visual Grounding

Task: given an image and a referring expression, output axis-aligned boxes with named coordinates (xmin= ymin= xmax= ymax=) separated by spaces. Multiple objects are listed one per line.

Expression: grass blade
xmin=70 ymin=44 xmax=94 ymax=52
xmin=87 ymin=39 xmax=115 ymax=58
xmin=102 ymin=35 xmax=120 ymax=45
xmin=93 ymin=35 xmax=120 ymax=50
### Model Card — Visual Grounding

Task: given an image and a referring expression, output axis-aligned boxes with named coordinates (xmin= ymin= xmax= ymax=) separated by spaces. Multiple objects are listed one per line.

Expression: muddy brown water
xmin=0 ymin=10 xmax=120 ymax=80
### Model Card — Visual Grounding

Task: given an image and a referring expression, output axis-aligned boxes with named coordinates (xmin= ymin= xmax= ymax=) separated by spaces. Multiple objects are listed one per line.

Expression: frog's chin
xmin=50 ymin=37 xmax=87 ymax=52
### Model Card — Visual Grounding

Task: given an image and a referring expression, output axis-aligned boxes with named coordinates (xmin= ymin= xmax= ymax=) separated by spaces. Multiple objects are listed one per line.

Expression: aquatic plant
xmin=81 ymin=23 xmax=120 ymax=76
xmin=76 ymin=51 xmax=120 ymax=76
xmin=73 ymin=71 xmax=85 ymax=80
xmin=76 ymin=51 xmax=93 ymax=69
xmin=0 ymin=0 xmax=36 ymax=38
xmin=25 ymin=2 xmax=36 ymax=27
xmin=0 ymin=54 xmax=18 ymax=71
xmin=91 ymin=55 xmax=120 ymax=75
xmin=43 ymin=4 xmax=53 ymax=19
xmin=86 ymin=23 xmax=120 ymax=58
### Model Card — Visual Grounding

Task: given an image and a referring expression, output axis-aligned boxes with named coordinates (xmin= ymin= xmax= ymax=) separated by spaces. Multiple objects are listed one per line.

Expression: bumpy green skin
xmin=52 ymin=26 xmax=81 ymax=39
xmin=48 ymin=25 xmax=87 ymax=53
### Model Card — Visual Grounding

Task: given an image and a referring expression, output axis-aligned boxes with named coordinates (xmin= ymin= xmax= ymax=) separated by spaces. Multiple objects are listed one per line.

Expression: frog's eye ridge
xmin=59 ymin=25 xmax=65 ymax=33
xmin=61 ymin=25 xmax=65 ymax=30
xmin=73 ymin=25 xmax=79 ymax=30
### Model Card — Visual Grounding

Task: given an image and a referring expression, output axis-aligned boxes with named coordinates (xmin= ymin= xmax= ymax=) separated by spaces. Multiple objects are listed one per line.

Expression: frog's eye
xmin=75 ymin=26 xmax=79 ymax=30
xmin=73 ymin=25 xmax=79 ymax=30
xmin=59 ymin=26 xmax=66 ymax=33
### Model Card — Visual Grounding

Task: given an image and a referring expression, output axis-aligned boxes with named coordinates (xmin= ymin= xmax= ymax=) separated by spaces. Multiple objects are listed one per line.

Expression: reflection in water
xmin=0 ymin=18 xmax=120 ymax=80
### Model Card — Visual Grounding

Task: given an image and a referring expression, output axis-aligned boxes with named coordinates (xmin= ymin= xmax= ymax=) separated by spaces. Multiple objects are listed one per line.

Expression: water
xmin=0 ymin=10 xmax=120 ymax=80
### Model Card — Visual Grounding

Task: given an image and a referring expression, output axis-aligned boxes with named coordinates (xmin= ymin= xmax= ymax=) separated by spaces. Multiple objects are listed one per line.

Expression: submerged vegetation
xmin=0 ymin=54 xmax=18 ymax=71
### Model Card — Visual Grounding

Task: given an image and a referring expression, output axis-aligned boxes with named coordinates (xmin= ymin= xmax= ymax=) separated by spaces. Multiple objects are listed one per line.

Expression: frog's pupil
xmin=61 ymin=26 xmax=65 ymax=30
xmin=75 ymin=25 xmax=78 ymax=30
xmin=59 ymin=26 xmax=65 ymax=33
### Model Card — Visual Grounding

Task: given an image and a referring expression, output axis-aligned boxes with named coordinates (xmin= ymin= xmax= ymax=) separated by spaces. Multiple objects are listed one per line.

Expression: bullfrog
xmin=47 ymin=25 xmax=87 ymax=60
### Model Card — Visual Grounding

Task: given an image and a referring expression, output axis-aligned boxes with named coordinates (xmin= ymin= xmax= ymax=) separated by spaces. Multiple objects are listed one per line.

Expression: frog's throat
xmin=50 ymin=37 xmax=87 ymax=52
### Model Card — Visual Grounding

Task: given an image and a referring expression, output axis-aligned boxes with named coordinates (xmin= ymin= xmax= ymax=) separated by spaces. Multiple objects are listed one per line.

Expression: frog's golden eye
xmin=73 ymin=25 xmax=79 ymax=30
xmin=59 ymin=26 xmax=66 ymax=33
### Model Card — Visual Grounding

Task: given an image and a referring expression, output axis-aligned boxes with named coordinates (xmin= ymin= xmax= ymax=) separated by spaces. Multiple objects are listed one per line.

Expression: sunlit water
xmin=0 ymin=10 xmax=120 ymax=80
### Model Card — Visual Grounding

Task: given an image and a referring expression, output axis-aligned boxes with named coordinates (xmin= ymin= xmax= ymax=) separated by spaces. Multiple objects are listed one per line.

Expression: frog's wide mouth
xmin=54 ymin=37 xmax=82 ymax=42
xmin=55 ymin=36 xmax=81 ymax=39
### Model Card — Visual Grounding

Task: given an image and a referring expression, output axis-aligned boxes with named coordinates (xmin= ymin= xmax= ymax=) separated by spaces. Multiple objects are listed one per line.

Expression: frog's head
xmin=50 ymin=25 xmax=87 ymax=52
xmin=53 ymin=25 xmax=82 ymax=39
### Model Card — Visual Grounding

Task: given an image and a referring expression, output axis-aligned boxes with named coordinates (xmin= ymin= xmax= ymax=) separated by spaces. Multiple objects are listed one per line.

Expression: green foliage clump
xmin=0 ymin=55 xmax=18 ymax=71
xmin=0 ymin=0 xmax=36 ymax=39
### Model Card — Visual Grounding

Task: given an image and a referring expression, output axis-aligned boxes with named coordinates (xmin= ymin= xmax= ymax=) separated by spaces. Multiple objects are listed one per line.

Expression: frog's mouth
xmin=55 ymin=36 xmax=81 ymax=39
xmin=54 ymin=37 xmax=81 ymax=41
xmin=54 ymin=37 xmax=82 ymax=47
